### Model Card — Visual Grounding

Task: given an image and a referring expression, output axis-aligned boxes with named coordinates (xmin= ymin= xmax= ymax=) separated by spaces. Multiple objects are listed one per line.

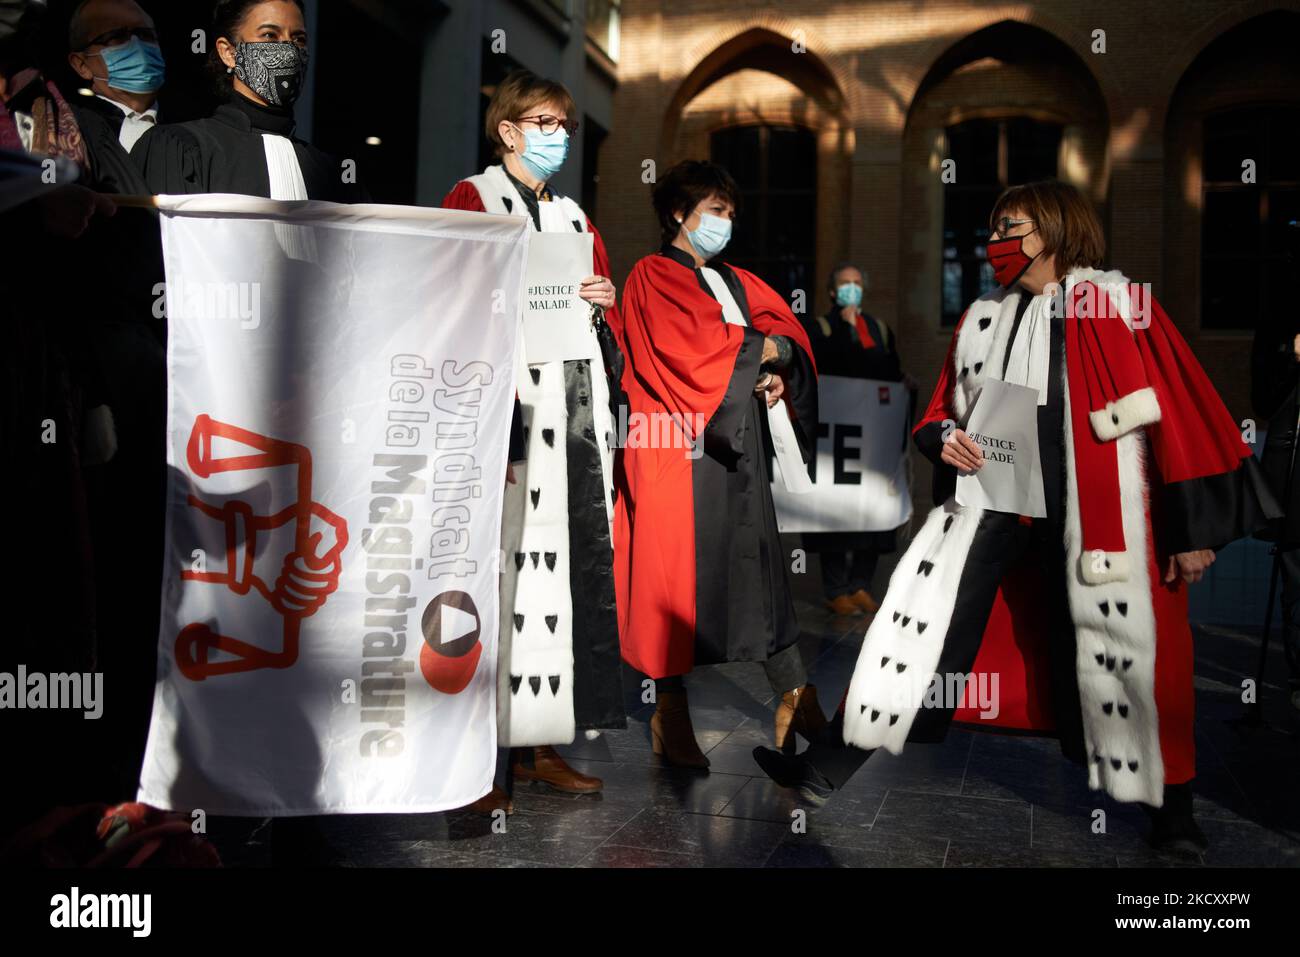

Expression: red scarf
xmin=853 ymin=313 xmax=876 ymax=349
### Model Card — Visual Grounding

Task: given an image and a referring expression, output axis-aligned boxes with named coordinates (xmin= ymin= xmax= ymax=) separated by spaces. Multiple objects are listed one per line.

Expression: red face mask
xmin=987 ymin=229 xmax=1039 ymax=288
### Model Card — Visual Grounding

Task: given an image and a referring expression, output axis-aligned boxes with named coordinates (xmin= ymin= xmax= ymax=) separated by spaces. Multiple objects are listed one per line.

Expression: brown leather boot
xmin=512 ymin=746 xmax=603 ymax=793
xmin=825 ymin=594 xmax=863 ymax=617
xmin=774 ymin=684 xmax=829 ymax=753
xmin=650 ymin=691 xmax=710 ymax=769
xmin=848 ymin=589 xmax=880 ymax=614
xmin=464 ymin=785 xmax=513 ymax=816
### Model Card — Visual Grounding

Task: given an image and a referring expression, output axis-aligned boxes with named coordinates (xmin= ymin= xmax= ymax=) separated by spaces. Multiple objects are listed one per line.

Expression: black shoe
xmin=752 ymin=746 xmax=834 ymax=805
xmin=1143 ymin=782 xmax=1210 ymax=856
xmin=1147 ymin=811 xmax=1209 ymax=856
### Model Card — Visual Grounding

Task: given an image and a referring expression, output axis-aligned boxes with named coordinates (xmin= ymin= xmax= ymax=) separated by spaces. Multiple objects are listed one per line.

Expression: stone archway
xmin=658 ymin=26 xmax=850 ymax=313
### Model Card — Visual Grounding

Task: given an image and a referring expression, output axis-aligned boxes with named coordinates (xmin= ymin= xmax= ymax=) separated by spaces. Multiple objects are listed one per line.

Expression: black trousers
xmin=820 ymin=548 xmax=881 ymax=599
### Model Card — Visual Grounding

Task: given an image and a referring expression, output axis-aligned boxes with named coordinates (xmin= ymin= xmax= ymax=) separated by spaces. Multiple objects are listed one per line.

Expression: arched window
xmin=1200 ymin=104 xmax=1300 ymax=330
xmin=710 ymin=125 xmax=817 ymax=302
xmin=941 ymin=117 xmax=1062 ymax=324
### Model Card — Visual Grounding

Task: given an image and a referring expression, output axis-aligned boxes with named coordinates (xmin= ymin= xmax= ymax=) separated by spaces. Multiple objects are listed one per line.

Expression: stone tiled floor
xmin=209 ymin=552 xmax=1300 ymax=868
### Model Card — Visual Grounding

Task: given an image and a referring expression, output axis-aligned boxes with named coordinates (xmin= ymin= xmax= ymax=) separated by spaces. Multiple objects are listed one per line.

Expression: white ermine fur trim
xmin=845 ymin=287 xmax=1015 ymax=752
xmin=1077 ymin=549 xmax=1131 ymax=585
xmin=1063 ymin=381 xmax=1164 ymax=807
xmin=1089 ymin=387 xmax=1161 ymax=442
xmin=468 ymin=167 xmax=619 ymax=745
xmin=496 ymin=371 xmax=576 ymax=746
xmin=842 ymin=499 xmax=984 ymax=753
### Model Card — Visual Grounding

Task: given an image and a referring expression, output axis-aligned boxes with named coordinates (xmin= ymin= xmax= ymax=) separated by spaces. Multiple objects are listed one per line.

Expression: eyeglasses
xmin=515 ymin=114 xmax=579 ymax=137
xmin=991 ymin=216 xmax=1034 ymax=238
xmin=84 ymin=26 xmax=160 ymax=50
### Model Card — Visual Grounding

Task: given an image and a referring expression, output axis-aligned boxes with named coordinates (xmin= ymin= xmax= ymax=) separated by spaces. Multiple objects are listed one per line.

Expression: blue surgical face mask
xmin=684 ymin=211 xmax=732 ymax=260
xmin=88 ymin=35 xmax=166 ymax=95
xmin=835 ymin=282 xmax=863 ymax=308
xmin=517 ymin=126 xmax=569 ymax=181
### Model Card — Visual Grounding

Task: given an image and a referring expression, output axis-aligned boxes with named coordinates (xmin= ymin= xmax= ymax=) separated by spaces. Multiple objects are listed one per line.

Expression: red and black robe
xmin=613 ymin=246 xmax=817 ymax=678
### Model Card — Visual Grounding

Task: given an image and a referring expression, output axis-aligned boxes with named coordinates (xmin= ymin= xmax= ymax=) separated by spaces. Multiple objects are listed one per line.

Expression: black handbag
xmin=590 ymin=304 xmax=630 ymax=427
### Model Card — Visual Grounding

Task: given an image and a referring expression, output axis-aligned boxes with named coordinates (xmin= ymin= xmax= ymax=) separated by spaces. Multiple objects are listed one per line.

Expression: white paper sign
xmin=955 ymin=378 xmax=1046 ymax=518
xmin=772 ymin=376 xmax=913 ymax=532
xmin=768 ymin=399 xmax=813 ymax=494
xmin=522 ymin=231 xmax=594 ymax=364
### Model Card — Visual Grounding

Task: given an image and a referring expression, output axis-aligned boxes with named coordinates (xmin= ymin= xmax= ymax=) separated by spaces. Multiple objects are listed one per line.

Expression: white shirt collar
xmin=95 ymin=94 xmax=158 ymax=122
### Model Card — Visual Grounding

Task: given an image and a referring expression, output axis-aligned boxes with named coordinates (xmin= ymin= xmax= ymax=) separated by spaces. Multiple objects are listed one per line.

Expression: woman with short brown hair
xmin=442 ymin=69 xmax=625 ymax=809
xmin=614 ymin=160 xmax=828 ymax=768
xmin=755 ymin=179 xmax=1278 ymax=856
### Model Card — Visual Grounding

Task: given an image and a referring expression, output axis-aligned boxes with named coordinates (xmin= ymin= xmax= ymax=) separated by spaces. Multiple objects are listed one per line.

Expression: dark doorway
xmin=313 ymin=2 xmax=420 ymax=205
xmin=710 ymin=124 xmax=817 ymax=302
xmin=941 ymin=116 xmax=1062 ymax=324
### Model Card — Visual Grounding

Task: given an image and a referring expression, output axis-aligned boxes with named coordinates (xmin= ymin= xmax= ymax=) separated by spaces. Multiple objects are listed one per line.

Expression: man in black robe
xmin=799 ymin=262 xmax=912 ymax=617
xmin=62 ymin=0 xmax=169 ymax=798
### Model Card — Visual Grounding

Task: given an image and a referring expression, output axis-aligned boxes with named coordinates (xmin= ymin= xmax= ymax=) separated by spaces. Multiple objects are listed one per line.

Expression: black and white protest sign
xmin=772 ymin=375 xmax=913 ymax=533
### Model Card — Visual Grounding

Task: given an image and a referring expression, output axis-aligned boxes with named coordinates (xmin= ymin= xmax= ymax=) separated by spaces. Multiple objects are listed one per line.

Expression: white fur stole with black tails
xmin=843 ymin=269 xmax=1166 ymax=807
xmin=466 ymin=165 xmax=616 ymax=747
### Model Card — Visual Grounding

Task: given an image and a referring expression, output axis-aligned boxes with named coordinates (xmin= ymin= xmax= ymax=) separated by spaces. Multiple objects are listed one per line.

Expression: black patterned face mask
xmin=233 ymin=41 xmax=308 ymax=107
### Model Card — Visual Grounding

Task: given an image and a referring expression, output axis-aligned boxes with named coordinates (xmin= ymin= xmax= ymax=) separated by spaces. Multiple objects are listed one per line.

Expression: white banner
xmin=138 ymin=195 xmax=531 ymax=815
xmin=772 ymin=375 xmax=913 ymax=533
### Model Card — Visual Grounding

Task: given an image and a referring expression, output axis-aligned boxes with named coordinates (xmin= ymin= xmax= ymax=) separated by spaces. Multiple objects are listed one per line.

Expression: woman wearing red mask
xmin=753 ymin=180 xmax=1278 ymax=856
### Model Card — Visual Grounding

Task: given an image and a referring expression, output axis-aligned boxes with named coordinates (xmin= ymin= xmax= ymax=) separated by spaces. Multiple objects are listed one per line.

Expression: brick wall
xmin=598 ymin=0 xmax=1300 ymax=509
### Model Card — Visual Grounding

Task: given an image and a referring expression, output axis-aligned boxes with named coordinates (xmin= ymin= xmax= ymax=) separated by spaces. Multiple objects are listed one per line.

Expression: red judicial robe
xmin=614 ymin=246 xmax=817 ymax=678
xmin=850 ymin=270 xmax=1278 ymax=802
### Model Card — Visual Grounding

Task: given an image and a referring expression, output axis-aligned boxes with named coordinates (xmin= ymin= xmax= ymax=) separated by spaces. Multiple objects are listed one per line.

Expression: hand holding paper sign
xmin=941 ymin=428 xmax=985 ymax=473
xmin=755 ymin=372 xmax=785 ymax=408
xmin=578 ymin=274 xmax=616 ymax=310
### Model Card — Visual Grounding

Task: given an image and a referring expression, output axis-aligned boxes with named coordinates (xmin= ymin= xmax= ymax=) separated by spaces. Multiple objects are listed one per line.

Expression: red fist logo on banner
xmin=175 ymin=414 xmax=349 ymax=681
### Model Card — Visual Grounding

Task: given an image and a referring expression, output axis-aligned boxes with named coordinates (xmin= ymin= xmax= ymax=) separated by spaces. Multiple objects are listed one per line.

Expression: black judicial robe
xmin=70 ymin=95 xmax=150 ymax=195
xmin=132 ymin=92 xmax=366 ymax=202
xmin=68 ymin=96 xmax=169 ymax=790
xmin=613 ymin=246 xmax=818 ymax=677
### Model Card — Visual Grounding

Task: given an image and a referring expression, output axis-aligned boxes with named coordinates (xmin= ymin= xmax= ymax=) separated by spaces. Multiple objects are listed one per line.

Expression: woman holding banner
xmin=442 ymin=69 xmax=625 ymax=808
xmin=612 ymin=160 xmax=827 ymax=768
xmin=134 ymin=0 xmax=364 ymax=203
xmin=754 ymin=180 xmax=1278 ymax=854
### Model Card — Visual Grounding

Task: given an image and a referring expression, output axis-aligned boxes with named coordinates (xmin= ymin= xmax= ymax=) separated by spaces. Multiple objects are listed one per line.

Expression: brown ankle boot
xmin=512 ymin=746 xmax=603 ymax=793
xmin=847 ymin=589 xmax=880 ymax=614
xmin=650 ymin=691 xmax=710 ymax=769
xmin=774 ymin=684 xmax=829 ymax=752
xmin=463 ymin=785 xmax=513 ymax=816
xmin=826 ymin=594 xmax=864 ymax=617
